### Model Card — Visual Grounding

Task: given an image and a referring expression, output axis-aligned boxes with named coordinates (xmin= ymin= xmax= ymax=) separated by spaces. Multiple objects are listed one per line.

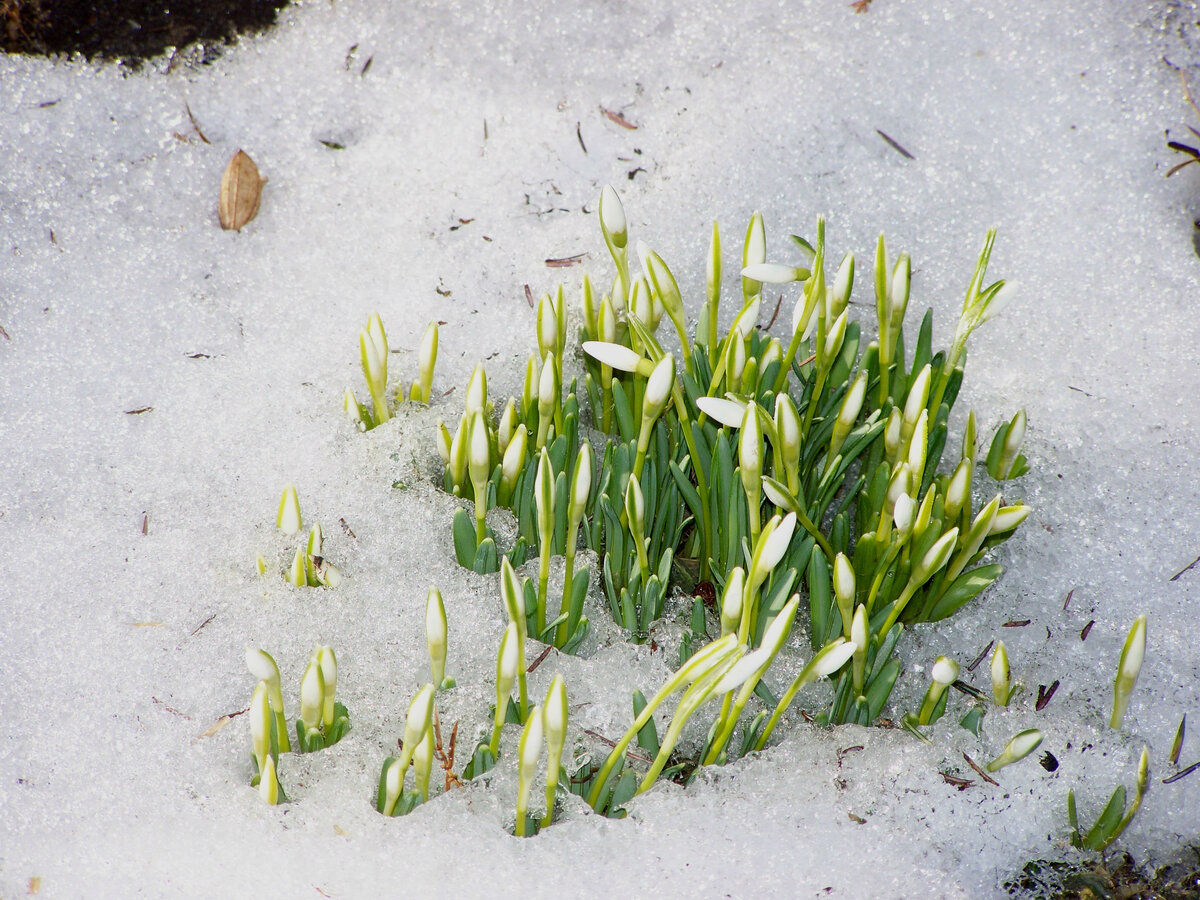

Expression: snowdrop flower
xmin=360 ymin=313 xmax=390 ymax=424
xmin=696 ymin=395 xmax=747 ymax=429
xmin=641 ymin=353 xmax=675 ymax=427
xmin=740 ymin=262 xmax=808 ymax=284
xmin=893 ymin=492 xmax=915 ymax=537
xmin=581 ymin=341 xmax=648 ymax=375
xmin=1111 ymin=615 xmax=1147 ymax=730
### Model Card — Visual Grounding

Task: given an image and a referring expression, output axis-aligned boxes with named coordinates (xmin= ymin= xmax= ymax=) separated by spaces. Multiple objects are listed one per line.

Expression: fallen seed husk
xmin=218 ymin=149 xmax=265 ymax=231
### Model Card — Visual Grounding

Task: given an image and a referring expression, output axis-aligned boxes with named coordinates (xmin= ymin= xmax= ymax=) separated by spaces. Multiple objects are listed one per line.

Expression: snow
xmin=2 ymin=0 xmax=1199 ymax=896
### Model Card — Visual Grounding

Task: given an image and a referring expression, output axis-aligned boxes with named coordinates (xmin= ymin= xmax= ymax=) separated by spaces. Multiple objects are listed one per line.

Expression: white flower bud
xmin=741 ymin=262 xmax=805 ymax=283
xmin=599 ymin=185 xmax=628 ymax=250
xmin=582 ymin=340 xmax=644 ymax=373
xmin=276 ymin=484 xmax=302 ymax=536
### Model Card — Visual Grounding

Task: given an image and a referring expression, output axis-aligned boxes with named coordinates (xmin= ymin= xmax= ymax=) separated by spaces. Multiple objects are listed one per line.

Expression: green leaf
xmin=473 ymin=537 xmax=498 ymax=574
xmin=608 ymin=771 xmax=639 ymax=817
xmin=1082 ymin=786 xmax=1127 ymax=851
xmin=632 ymin=690 xmax=660 ymax=756
xmin=376 ymin=756 xmax=399 ymax=813
xmin=959 ymin=706 xmax=984 ymax=737
xmin=452 ymin=508 xmax=477 ymax=568
xmin=864 ymin=658 xmax=901 ymax=721
xmin=924 ymin=564 xmax=1002 ymax=622
xmin=462 ymin=744 xmax=495 ymax=780
xmin=807 ymin=548 xmax=832 ymax=650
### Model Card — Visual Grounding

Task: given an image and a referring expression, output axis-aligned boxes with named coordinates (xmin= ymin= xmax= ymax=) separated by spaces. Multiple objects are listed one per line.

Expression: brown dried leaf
xmin=219 ymin=150 xmax=265 ymax=231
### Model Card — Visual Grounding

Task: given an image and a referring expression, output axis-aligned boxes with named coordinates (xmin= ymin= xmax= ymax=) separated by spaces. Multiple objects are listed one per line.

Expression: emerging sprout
xmin=276 ymin=484 xmax=302 ymax=535
xmin=1111 ymin=615 xmax=1147 ymax=730
xmin=986 ymin=728 xmax=1043 ymax=773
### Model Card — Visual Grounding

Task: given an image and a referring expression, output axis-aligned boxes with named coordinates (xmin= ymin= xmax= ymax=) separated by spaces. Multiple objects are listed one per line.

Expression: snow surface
xmin=2 ymin=0 xmax=1199 ymax=896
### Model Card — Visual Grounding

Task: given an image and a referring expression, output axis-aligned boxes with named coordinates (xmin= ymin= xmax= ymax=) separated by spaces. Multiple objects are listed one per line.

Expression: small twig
xmin=526 ymin=644 xmax=554 ymax=674
xmin=576 ymin=122 xmax=587 ymax=154
xmin=141 ymin=513 xmax=149 ymax=535
xmin=152 ymin=697 xmax=192 ymax=720
xmin=1169 ymin=552 xmax=1200 ymax=582
xmin=1063 ymin=589 xmax=1074 ymax=610
xmin=432 ymin=708 xmax=463 ymax=791
xmin=1162 ymin=761 xmax=1200 ymax=784
xmin=962 ymin=752 xmax=1000 ymax=786
xmin=941 ymin=772 xmax=974 ymax=790
xmin=967 ymin=640 xmax=994 ymax=673
xmin=190 ymin=613 xmax=217 ymax=637
xmin=124 ymin=406 xmax=154 ymax=415
xmin=524 ymin=284 xmax=535 ymax=308
xmin=545 ymin=253 xmax=586 ymax=268
xmin=1002 ymin=619 xmax=1031 ymax=628
xmin=185 ymin=102 xmax=210 ymax=144
xmin=1080 ymin=620 xmax=1094 ymax=641
xmin=583 ymin=729 xmax=652 ymax=763
xmin=763 ymin=294 xmax=784 ymax=330
xmin=876 ymin=129 xmax=915 ymax=160
xmin=1035 ymin=680 xmax=1059 ymax=711
xmin=601 ymin=107 xmax=638 ymax=130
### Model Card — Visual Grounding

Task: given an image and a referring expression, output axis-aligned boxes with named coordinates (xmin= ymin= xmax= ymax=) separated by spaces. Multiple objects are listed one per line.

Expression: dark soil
xmin=2 ymin=0 xmax=291 ymax=65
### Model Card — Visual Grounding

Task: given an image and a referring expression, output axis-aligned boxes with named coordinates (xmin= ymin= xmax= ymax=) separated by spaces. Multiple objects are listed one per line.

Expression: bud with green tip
xmin=259 ymin=752 xmax=280 ymax=805
xmin=277 ymin=484 xmax=302 ymax=535
xmin=943 ymin=458 xmax=972 ymax=525
xmin=829 ymin=370 xmax=867 ymax=462
xmin=359 ymin=313 xmax=390 ymax=425
xmin=496 ymin=399 xmax=517 ymax=454
xmin=582 ymin=340 xmax=648 ymax=374
xmin=468 ymin=410 xmax=491 ymax=540
xmin=465 ymin=362 xmax=488 ymax=416
xmin=850 ymin=604 xmax=868 ymax=692
xmin=344 ymin=388 xmax=368 ymax=430
xmin=720 ymin=567 xmax=745 ymax=637
xmin=413 ymin=728 xmax=435 ymax=803
xmin=1111 ymin=615 xmax=1147 ymax=730
xmin=499 ymin=424 xmax=528 ymax=506
xmin=298 ymin=658 xmax=324 ymax=744
xmin=490 ymin=622 xmax=521 ymax=755
xmin=317 ymin=646 xmax=337 ymax=727
xmin=536 ymin=353 xmax=557 ymax=448
xmin=415 ymin=321 xmax=438 ymax=403
xmin=426 ymin=588 xmax=452 ymax=689
xmin=515 ymin=705 xmax=544 ymax=836
xmin=742 ymin=212 xmax=766 ymax=300
xmin=988 ymin=503 xmax=1031 ymax=537
xmin=541 ymin=676 xmax=567 ymax=828
xmin=536 ymin=293 xmax=560 ymax=362
xmin=986 ymin=409 xmax=1029 ymax=480
xmin=380 ymin=756 xmax=403 ymax=817
xmin=991 ymin=641 xmax=1012 ymax=706
xmin=986 ymin=728 xmax=1043 ymax=772
xmin=250 ymin=681 xmax=271 ymax=779
xmin=773 ymin=393 xmax=801 ymax=493
xmin=741 ymin=262 xmax=809 ymax=284
xmin=833 ymin=553 xmax=856 ymax=639
xmin=917 ymin=657 xmax=959 ymax=725
xmin=903 ymin=364 xmax=932 ymax=432
xmin=246 ymin=648 xmax=290 ymax=753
